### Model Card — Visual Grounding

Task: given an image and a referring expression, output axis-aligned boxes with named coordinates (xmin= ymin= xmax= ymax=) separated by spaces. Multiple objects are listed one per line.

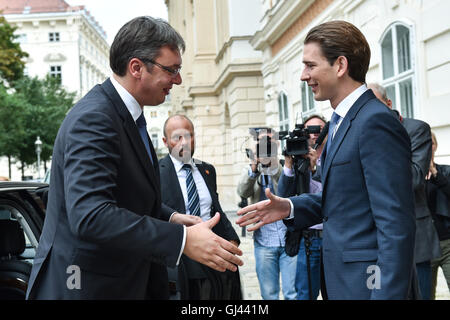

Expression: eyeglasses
xmin=145 ymin=59 xmax=181 ymax=77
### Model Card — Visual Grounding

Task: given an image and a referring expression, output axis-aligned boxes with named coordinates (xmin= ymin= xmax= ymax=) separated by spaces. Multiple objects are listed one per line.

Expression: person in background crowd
xmin=369 ymin=82 xmax=441 ymax=300
xmin=237 ymin=128 xmax=297 ymax=300
xmin=426 ymin=131 xmax=450 ymax=299
xmin=277 ymin=114 xmax=327 ymax=300
xmin=160 ymin=114 xmax=242 ymax=299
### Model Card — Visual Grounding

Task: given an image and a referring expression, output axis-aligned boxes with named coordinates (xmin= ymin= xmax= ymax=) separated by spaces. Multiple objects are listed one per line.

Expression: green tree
xmin=10 ymin=75 xmax=75 ymax=176
xmin=0 ymin=85 xmax=27 ymax=178
xmin=0 ymin=14 xmax=28 ymax=87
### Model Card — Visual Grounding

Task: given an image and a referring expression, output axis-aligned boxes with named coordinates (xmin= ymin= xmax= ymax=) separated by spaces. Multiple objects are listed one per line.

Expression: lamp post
xmin=35 ymin=136 xmax=42 ymax=180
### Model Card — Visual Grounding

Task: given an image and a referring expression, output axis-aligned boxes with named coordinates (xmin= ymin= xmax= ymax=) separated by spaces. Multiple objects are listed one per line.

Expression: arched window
xmin=301 ymin=81 xmax=315 ymax=114
xmin=380 ymin=23 xmax=415 ymax=118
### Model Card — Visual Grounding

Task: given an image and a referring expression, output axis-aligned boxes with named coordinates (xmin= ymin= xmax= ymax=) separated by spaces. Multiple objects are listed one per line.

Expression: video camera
xmin=279 ymin=124 xmax=321 ymax=157
xmin=245 ymin=127 xmax=278 ymax=160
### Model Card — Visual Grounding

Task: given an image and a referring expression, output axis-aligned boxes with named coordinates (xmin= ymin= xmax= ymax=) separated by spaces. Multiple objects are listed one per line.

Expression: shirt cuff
xmin=176 ymin=225 xmax=186 ymax=266
xmin=283 ymin=166 xmax=294 ymax=177
xmin=285 ymin=198 xmax=294 ymax=220
xmin=169 ymin=211 xmax=177 ymax=222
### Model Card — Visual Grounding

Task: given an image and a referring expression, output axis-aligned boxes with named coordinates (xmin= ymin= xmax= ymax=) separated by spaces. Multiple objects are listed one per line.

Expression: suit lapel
xmin=197 ymin=161 xmax=220 ymax=215
xmin=321 ymin=90 xmax=375 ymax=187
xmin=100 ymin=78 xmax=159 ymax=193
xmin=160 ymin=155 xmax=186 ymax=213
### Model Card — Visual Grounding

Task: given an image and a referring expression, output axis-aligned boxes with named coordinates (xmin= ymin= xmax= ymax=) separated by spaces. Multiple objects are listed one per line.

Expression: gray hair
xmin=110 ymin=16 xmax=185 ymax=76
xmin=367 ymin=83 xmax=388 ymax=103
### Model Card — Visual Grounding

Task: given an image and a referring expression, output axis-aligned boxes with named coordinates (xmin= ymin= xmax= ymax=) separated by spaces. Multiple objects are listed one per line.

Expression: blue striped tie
xmin=326 ymin=112 xmax=341 ymax=155
xmin=182 ymin=164 xmax=201 ymax=216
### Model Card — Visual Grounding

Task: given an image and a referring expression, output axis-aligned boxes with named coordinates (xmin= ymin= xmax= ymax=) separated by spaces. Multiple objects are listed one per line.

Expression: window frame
xmin=379 ymin=21 xmax=417 ymax=118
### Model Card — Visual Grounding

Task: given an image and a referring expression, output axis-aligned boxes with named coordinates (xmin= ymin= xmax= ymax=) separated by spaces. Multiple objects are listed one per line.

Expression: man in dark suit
xmin=26 ymin=16 xmax=242 ymax=300
xmin=159 ymin=114 xmax=241 ymax=299
xmin=237 ymin=20 xmax=416 ymax=299
xmin=368 ymin=83 xmax=441 ymax=299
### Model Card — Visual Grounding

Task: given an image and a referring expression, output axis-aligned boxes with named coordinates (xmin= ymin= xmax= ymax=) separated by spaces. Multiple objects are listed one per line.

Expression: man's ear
xmin=128 ymin=58 xmax=144 ymax=79
xmin=386 ymin=99 xmax=393 ymax=108
xmin=335 ymin=56 xmax=348 ymax=78
xmin=162 ymin=136 xmax=168 ymax=148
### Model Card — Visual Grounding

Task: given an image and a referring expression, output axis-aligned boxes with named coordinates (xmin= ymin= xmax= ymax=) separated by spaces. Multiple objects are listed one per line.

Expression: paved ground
xmin=225 ymin=211 xmax=450 ymax=300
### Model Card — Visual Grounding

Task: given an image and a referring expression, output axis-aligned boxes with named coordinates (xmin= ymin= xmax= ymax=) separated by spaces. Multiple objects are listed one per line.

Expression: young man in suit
xmin=26 ymin=16 xmax=242 ymax=300
xmin=237 ymin=20 xmax=416 ymax=299
xmin=368 ymin=83 xmax=440 ymax=299
xmin=160 ymin=114 xmax=241 ymax=299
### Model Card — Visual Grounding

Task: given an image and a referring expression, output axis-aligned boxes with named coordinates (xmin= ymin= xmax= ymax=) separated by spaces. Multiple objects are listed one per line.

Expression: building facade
xmin=166 ymin=0 xmax=266 ymax=210
xmin=167 ymin=0 xmax=450 ymax=210
xmin=0 ymin=0 xmax=110 ymax=99
xmin=0 ymin=0 xmax=111 ymax=180
xmin=252 ymin=0 xmax=450 ymax=163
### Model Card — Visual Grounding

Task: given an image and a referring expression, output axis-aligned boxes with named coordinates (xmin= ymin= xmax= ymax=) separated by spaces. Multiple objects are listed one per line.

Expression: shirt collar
xmin=334 ymin=84 xmax=368 ymax=119
xmin=110 ymin=75 xmax=142 ymax=122
xmin=169 ymin=154 xmax=196 ymax=173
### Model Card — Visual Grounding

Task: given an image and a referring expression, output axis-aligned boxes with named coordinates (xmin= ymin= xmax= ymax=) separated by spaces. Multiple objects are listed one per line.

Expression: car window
xmin=0 ymin=204 xmax=37 ymax=264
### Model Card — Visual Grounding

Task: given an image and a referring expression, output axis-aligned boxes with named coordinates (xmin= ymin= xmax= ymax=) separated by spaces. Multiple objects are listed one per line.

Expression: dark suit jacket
xmin=427 ymin=164 xmax=450 ymax=239
xmin=26 ymin=78 xmax=184 ymax=299
xmin=288 ymin=89 xmax=416 ymax=299
xmin=400 ymin=117 xmax=440 ymax=263
xmin=159 ymin=155 xmax=241 ymax=299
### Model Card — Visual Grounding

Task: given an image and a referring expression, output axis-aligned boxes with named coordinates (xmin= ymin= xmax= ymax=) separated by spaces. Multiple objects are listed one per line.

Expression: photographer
xmin=237 ymin=128 xmax=297 ymax=300
xmin=278 ymin=114 xmax=327 ymax=300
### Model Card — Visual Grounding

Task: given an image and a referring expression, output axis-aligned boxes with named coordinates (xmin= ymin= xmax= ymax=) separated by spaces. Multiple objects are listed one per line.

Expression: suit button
xmin=323 ymin=216 xmax=328 ymax=222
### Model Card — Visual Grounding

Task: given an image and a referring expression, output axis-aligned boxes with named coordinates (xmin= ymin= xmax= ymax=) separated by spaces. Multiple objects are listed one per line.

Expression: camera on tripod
xmin=279 ymin=124 xmax=321 ymax=157
xmin=245 ymin=127 xmax=278 ymax=160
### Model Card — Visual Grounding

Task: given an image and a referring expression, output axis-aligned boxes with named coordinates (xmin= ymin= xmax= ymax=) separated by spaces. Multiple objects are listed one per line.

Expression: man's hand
xmin=426 ymin=160 xmax=438 ymax=180
xmin=235 ymin=188 xmax=291 ymax=232
xmin=170 ymin=212 xmax=202 ymax=226
xmin=284 ymin=155 xmax=293 ymax=169
xmin=306 ymin=147 xmax=319 ymax=170
xmin=184 ymin=213 xmax=243 ymax=272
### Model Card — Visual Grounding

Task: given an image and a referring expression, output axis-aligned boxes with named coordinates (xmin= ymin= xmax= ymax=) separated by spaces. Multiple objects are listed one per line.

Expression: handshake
xmin=175 ymin=188 xmax=289 ymax=273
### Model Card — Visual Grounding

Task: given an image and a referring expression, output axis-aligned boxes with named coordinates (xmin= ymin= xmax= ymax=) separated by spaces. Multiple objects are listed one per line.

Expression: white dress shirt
xmin=169 ymin=155 xmax=213 ymax=222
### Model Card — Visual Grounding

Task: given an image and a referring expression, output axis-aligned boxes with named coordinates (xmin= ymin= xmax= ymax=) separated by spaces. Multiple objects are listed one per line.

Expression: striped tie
xmin=182 ymin=164 xmax=201 ymax=216
xmin=326 ymin=112 xmax=341 ymax=155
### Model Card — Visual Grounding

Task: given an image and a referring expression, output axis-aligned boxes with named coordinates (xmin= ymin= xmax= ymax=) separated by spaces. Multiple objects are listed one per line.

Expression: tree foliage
xmin=0 ymin=14 xmax=28 ymax=87
xmin=12 ymin=75 xmax=76 ymax=166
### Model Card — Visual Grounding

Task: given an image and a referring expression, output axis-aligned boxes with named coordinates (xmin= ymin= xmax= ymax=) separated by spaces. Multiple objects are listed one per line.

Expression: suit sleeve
xmin=63 ymin=111 xmax=183 ymax=267
xmin=359 ymin=110 xmax=415 ymax=299
xmin=287 ymin=192 xmax=323 ymax=231
xmin=408 ymin=120 xmax=432 ymax=191
xmin=277 ymin=171 xmax=296 ymax=197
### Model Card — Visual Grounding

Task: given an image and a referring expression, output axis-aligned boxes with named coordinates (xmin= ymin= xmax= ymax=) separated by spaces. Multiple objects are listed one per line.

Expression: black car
xmin=0 ymin=181 xmax=48 ymax=300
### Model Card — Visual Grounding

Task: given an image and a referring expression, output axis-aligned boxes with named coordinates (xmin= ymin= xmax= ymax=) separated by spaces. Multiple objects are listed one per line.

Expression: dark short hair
xmin=303 ymin=114 xmax=327 ymax=125
xmin=110 ymin=16 xmax=185 ymax=76
xmin=304 ymin=20 xmax=370 ymax=83
xmin=163 ymin=114 xmax=194 ymax=138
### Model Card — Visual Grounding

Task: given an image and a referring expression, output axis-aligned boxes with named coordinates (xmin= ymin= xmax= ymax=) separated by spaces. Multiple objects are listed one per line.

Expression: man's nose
xmin=172 ymin=72 xmax=182 ymax=85
xmin=300 ymin=69 xmax=309 ymax=82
